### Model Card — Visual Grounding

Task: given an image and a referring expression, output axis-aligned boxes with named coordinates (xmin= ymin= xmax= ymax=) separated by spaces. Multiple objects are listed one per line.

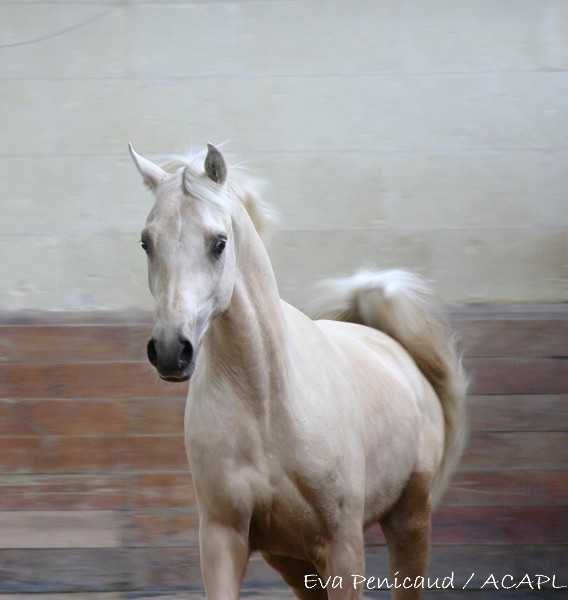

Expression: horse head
xmin=130 ymin=143 xmax=237 ymax=382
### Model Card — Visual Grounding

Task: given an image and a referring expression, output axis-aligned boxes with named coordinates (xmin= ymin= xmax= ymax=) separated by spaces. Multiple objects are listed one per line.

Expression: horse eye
xmin=212 ymin=237 xmax=227 ymax=257
xmin=141 ymin=239 xmax=149 ymax=254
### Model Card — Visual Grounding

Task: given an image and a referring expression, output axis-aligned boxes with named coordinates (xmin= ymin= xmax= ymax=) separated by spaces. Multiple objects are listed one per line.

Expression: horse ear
xmin=129 ymin=143 xmax=167 ymax=190
xmin=204 ymin=143 xmax=227 ymax=185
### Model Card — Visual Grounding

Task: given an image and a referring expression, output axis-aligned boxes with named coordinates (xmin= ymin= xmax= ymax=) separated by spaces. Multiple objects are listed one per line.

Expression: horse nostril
xmin=179 ymin=340 xmax=193 ymax=371
xmin=147 ymin=339 xmax=158 ymax=367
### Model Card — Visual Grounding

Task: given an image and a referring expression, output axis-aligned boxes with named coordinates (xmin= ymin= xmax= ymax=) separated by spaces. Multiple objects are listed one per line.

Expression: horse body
xmin=130 ymin=143 xmax=466 ymax=599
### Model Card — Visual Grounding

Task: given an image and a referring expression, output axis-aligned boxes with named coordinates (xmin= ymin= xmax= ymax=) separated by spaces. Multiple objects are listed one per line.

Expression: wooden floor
xmin=0 ymin=307 xmax=566 ymax=598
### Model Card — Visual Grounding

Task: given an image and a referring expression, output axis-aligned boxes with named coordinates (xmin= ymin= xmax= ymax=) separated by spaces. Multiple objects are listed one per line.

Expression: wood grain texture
xmin=0 ymin=398 xmax=185 ymax=437
xmin=365 ymin=506 xmax=568 ymax=545
xmin=455 ymin=319 xmax=568 ymax=358
xmin=461 ymin=431 xmax=568 ymax=470
xmin=0 ymin=511 xmax=120 ymax=549
xmin=0 ymin=473 xmax=195 ymax=511
xmin=0 ymin=363 xmax=186 ymax=399
xmin=0 ymin=308 xmax=565 ymax=596
xmin=466 ymin=394 xmax=568 ymax=432
xmin=0 ymin=326 xmax=149 ymax=364
xmin=0 ymin=545 xmax=566 ymax=593
xmin=0 ymin=435 xmax=187 ymax=473
xmin=443 ymin=470 xmax=568 ymax=506
xmin=465 ymin=357 xmax=568 ymax=395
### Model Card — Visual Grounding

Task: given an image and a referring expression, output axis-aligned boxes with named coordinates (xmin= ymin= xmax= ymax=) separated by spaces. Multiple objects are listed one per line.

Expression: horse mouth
xmin=155 ymin=354 xmax=197 ymax=383
xmin=159 ymin=373 xmax=191 ymax=383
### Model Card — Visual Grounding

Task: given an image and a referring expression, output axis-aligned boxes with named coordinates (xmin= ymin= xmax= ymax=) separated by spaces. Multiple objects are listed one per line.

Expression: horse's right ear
xmin=129 ymin=143 xmax=167 ymax=190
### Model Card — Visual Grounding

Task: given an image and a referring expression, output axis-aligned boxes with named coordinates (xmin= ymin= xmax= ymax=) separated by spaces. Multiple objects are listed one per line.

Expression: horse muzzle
xmin=146 ymin=336 xmax=196 ymax=382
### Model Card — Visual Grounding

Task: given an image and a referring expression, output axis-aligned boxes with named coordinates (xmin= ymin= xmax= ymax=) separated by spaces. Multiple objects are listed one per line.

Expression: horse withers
xmin=129 ymin=143 xmax=467 ymax=600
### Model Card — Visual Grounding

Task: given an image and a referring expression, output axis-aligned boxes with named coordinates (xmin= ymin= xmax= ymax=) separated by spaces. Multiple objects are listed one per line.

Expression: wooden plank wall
xmin=0 ymin=308 xmax=566 ymax=599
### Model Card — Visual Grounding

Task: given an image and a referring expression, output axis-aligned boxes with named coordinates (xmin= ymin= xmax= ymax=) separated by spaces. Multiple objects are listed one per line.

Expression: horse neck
xmin=202 ymin=200 xmax=290 ymax=402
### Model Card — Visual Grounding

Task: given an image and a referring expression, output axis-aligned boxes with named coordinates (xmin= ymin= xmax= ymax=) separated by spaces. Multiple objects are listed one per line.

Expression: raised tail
xmin=305 ymin=269 xmax=468 ymax=507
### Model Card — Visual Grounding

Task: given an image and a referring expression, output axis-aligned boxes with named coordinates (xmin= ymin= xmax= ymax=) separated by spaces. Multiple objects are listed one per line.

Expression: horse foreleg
xmin=262 ymin=553 xmax=329 ymax=600
xmin=379 ymin=473 xmax=432 ymax=600
xmin=199 ymin=518 xmax=249 ymax=599
xmin=316 ymin=527 xmax=366 ymax=600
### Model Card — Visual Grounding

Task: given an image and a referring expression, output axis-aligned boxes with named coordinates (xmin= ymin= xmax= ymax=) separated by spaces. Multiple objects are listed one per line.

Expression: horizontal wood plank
xmin=121 ymin=511 xmax=199 ymax=548
xmin=443 ymin=470 xmax=568 ymax=507
xmin=0 ymin=399 xmax=132 ymax=437
xmin=1 ymin=431 xmax=564 ymax=474
xmin=2 ymin=310 xmax=565 ymax=364
xmin=365 ymin=506 xmax=568 ymax=545
xmin=365 ymin=544 xmax=568 ymax=587
xmin=0 ymin=511 xmax=119 ymax=549
xmin=455 ymin=319 xmax=568 ymax=358
xmin=0 ymin=435 xmax=187 ymax=474
xmin=0 ymin=474 xmax=133 ymax=511
xmin=1 ymin=394 xmax=566 ymax=441
xmin=2 ymin=358 xmax=566 ymax=400
xmin=0 ymin=363 xmax=187 ymax=399
xmin=0 ymin=398 xmax=185 ymax=437
xmin=0 ymin=545 xmax=566 ymax=593
xmin=4 ymin=502 xmax=566 ymax=553
xmin=127 ymin=472 xmax=196 ymax=509
xmin=117 ymin=504 xmax=568 ymax=548
xmin=0 ymin=326 xmax=149 ymax=365
xmin=0 ymin=547 xmax=202 ymax=593
xmin=466 ymin=394 xmax=568 ymax=432
xmin=0 ymin=311 xmax=153 ymax=327
xmin=2 ymin=395 xmax=565 ymax=441
xmin=432 ymin=506 xmax=568 ymax=545
xmin=465 ymin=357 xmax=568 ymax=395
xmin=0 ymin=473 xmax=194 ymax=511
xmin=460 ymin=432 xmax=568 ymax=470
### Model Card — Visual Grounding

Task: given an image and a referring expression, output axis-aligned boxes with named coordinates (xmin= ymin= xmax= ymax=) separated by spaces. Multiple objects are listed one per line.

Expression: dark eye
xmin=212 ymin=237 xmax=227 ymax=258
xmin=140 ymin=238 xmax=150 ymax=254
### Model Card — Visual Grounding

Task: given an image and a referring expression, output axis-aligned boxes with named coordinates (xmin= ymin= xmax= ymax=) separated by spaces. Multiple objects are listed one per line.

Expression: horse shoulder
xmin=185 ymin=378 xmax=272 ymax=519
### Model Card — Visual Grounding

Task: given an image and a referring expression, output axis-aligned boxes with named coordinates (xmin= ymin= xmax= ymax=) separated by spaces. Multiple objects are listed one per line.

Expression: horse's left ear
xmin=204 ymin=143 xmax=227 ymax=185
xmin=129 ymin=143 xmax=167 ymax=190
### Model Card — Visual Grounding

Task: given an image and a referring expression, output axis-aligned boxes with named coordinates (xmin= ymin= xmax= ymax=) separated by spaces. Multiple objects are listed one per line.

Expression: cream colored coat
xmin=130 ymin=144 xmax=467 ymax=600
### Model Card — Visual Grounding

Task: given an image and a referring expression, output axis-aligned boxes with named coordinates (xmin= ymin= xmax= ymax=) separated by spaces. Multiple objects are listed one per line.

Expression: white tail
xmin=305 ymin=269 xmax=468 ymax=507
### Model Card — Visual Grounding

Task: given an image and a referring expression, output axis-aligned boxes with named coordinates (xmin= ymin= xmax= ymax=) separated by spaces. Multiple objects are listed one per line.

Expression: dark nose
xmin=147 ymin=339 xmax=158 ymax=368
xmin=147 ymin=337 xmax=194 ymax=378
xmin=178 ymin=339 xmax=193 ymax=371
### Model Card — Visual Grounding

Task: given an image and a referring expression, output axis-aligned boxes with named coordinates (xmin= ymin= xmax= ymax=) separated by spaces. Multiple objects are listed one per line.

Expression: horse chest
xmin=188 ymin=419 xmax=344 ymax=555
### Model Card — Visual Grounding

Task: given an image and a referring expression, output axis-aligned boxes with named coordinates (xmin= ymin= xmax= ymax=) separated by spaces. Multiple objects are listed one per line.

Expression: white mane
xmin=157 ymin=150 xmax=275 ymax=238
xmin=158 ymin=149 xmax=235 ymax=216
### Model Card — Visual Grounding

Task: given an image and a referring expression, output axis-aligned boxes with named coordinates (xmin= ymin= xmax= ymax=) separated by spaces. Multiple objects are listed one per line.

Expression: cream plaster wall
xmin=1 ymin=1 xmax=567 ymax=311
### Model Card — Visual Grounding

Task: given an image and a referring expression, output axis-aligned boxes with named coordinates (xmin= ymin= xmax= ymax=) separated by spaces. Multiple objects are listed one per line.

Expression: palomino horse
xmin=129 ymin=143 xmax=467 ymax=600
